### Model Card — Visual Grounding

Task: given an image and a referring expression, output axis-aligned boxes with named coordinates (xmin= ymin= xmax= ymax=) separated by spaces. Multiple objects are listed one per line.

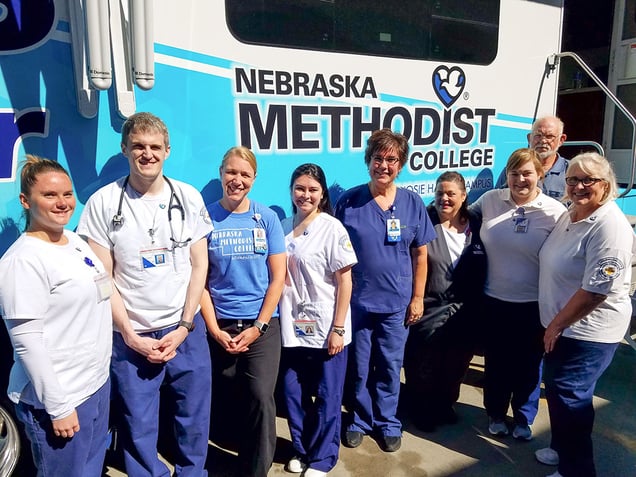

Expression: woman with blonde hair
xmin=537 ymin=153 xmax=634 ymax=477
xmin=471 ymin=148 xmax=566 ymax=440
xmin=201 ymin=146 xmax=286 ymax=477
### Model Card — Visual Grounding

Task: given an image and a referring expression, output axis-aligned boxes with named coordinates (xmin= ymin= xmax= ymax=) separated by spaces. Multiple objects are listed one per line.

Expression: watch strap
xmin=178 ymin=320 xmax=195 ymax=332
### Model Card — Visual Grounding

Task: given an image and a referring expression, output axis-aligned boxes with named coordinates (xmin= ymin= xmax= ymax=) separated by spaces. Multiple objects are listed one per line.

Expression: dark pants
xmin=16 ymin=380 xmax=110 ymax=477
xmin=482 ymin=297 xmax=544 ymax=425
xmin=544 ymin=336 xmax=618 ymax=477
xmin=210 ymin=318 xmax=281 ymax=477
xmin=111 ymin=313 xmax=211 ymax=477
xmin=282 ymin=346 xmax=347 ymax=472
xmin=404 ymin=306 xmax=475 ymax=424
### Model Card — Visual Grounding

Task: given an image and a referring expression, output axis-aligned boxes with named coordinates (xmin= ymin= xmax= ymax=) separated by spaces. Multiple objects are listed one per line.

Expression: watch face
xmin=255 ymin=321 xmax=269 ymax=333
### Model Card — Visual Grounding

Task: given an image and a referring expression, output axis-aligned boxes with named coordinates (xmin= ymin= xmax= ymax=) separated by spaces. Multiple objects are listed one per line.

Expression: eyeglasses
xmin=371 ymin=155 xmax=400 ymax=166
xmin=565 ymin=177 xmax=604 ymax=187
xmin=532 ymin=133 xmax=558 ymax=142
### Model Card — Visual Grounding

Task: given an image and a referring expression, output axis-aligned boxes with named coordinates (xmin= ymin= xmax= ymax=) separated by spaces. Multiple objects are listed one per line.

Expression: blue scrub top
xmin=335 ymin=184 xmax=436 ymax=313
xmin=206 ymin=200 xmax=286 ymax=319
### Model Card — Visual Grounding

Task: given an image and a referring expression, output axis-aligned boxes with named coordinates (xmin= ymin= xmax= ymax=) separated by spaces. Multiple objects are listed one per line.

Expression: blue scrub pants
xmin=347 ymin=306 xmax=409 ymax=437
xmin=111 ymin=313 xmax=211 ymax=477
xmin=518 ymin=359 xmax=543 ymax=425
xmin=482 ymin=297 xmax=544 ymax=426
xmin=544 ymin=337 xmax=618 ymax=477
xmin=16 ymin=379 xmax=110 ymax=477
xmin=282 ymin=346 xmax=347 ymax=472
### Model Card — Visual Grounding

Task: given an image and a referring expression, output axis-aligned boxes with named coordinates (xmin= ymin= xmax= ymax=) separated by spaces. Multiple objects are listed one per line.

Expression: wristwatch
xmin=332 ymin=327 xmax=345 ymax=337
xmin=254 ymin=320 xmax=269 ymax=334
xmin=178 ymin=320 xmax=195 ymax=332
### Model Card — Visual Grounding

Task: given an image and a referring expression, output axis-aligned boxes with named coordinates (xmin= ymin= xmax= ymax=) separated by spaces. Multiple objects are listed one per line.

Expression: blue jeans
xmin=16 ymin=379 xmax=110 ymax=477
xmin=544 ymin=336 xmax=618 ymax=477
xmin=282 ymin=346 xmax=347 ymax=472
xmin=111 ymin=313 xmax=211 ymax=477
xmin=347 ymin=306 xmax=409 ymax=437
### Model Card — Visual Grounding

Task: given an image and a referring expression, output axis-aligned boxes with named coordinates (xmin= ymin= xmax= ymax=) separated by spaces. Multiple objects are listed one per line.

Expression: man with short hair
xmin=496 ymin=115 xmax=568 ymax=199
xmin=78 ymin=112 xmax=212 ymax=476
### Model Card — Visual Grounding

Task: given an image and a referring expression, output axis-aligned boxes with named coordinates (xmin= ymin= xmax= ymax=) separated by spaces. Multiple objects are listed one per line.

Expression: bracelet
xmin=332 ymin=327 xmax=345 ymax=337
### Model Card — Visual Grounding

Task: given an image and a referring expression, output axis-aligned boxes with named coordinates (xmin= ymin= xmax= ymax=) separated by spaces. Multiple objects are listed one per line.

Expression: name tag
xmin=140 ymin=247 xmax=170 ymax=268
xmin=513 ymin=217 xmax=529 ymax=233
xmin=387 ymin=218 xmax=401 ymax=242
xmin=94 ymin=272 xmax=113 ymax=302
xmin=294 ymin=319 xmax=317 ymax=337
xmin=253 ymin=228 xmax=268 ymax=254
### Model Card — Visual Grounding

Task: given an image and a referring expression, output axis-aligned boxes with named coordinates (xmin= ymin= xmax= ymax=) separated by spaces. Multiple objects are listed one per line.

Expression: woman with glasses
xmin=470 ymin=148 xmax=565 ymax=440
xmin=0 ymin=156 xmax=112 ymax=476
xmin=537 ymin=153 xmax=634 ymax=477
xmin=201 ymin=146 xmax=286 ymax=477
xmin=334 ymin=128 xmax=436 ymax=452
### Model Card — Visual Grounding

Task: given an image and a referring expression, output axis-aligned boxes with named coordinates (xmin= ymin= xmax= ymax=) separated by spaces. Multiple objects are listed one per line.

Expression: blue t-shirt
xmin=334 ymin=184 xmax=436 ymax=313
xmin=206 ymin=200 xmax=286 ymax=319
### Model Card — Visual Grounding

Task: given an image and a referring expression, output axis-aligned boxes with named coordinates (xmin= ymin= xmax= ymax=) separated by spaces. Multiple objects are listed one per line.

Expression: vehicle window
xmin=226 ymin=0 xmax=500 ymax=65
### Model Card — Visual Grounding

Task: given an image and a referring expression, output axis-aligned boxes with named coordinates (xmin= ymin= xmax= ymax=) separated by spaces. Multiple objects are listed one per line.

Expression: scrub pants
xmin=111 ymin=313 xmax=211 ymax=477
xmin=282 ymin=346 xmax=347 ymax=472
xmin=210 ymin=318 xmax=281 ymax=477
xmin=346 ymin=306 xmax=409 ymax=437
xmin=16 ymin=379 xmax=110 ymax=477
xmin=544 ymin=336 xmax=618 ymax=477
xmin=482 ymin=296 xmax=544 ymax=426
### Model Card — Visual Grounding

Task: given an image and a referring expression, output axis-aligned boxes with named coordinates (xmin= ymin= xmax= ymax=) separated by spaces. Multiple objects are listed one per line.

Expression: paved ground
xmin=105 ymin=340 xmax=636 ymax=477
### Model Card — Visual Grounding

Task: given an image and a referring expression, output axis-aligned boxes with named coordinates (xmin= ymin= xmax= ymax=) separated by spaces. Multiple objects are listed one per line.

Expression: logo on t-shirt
xmin=594 ymin=257 xmax=624 ymax=282
xmin=339 ymin=235 xmax=354 ymax=253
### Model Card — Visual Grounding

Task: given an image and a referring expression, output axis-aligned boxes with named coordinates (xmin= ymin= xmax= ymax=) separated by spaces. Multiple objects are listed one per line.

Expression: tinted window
xmin=226 ymin=0 xmax=500 ymax=65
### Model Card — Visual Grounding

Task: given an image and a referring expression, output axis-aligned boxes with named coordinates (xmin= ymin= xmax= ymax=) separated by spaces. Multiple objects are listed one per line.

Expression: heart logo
xmin=432 ymin=66 xmax=466 ymax=109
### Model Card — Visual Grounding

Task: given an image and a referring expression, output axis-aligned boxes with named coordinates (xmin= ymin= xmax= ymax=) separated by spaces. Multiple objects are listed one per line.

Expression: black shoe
xmin=439 ymin=407 xmax=459 ymax=425
xmin=343 ymin=430 xmax=363 ymax=448
xmin=379 ymin=435 xmax=401 ymax=452
xmin=412 ymin=415 xmax=437 ymax=432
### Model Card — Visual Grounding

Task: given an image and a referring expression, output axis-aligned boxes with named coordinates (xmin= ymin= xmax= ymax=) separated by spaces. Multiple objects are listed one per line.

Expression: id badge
xmin=387 ymin=218 xmax=401 ymax=242
xmin=294 ymin=319 xmax=317 ymax=337
xmin=253 ymin=228 xmax=267 ymax=254
xmin=94 ymin=272 xmax=113 ymax=302
xmin=513 ymin=217 xmax=529 ymax=233
xmin=140 ymin=247 xmax=170 ymax=268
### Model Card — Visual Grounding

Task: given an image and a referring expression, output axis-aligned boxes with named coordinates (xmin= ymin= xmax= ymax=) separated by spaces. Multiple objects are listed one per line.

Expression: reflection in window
xmin=226 ymin=0 xmax=500 ymax=65
xmin=612 ymin=83 xmax=636 ymax=149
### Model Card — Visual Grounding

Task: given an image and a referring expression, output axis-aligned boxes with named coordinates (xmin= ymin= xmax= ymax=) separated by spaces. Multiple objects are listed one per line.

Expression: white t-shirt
xmin=77 ymin=177 xmax=213 ymax=331
xmin=0 ymin=231 xmax=112 ymax=417
xmin=539 ymin=201 xmax=635 ymax=343
xmin=279 ymin=213 xmax=357 ymax=348
xmin=442 ymin=226 xmax=466 ymax=268
xmin=471 ymin=188 xmax=566 ymax=302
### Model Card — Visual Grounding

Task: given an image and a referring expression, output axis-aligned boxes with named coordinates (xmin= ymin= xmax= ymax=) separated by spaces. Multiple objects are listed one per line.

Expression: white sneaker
xmin=512 ymin=424 xmax=532 ymax=441
xmin=286 ymin=456 xmax=306 ymax=473
xmin=303 ymin=468 xmax=327 ymax=477
xmin=488 ymin=418 xmax=509 ymax=436
xmin=535 ymin=447 xmax=559 ymax=465
xmin=546 ymin=471 xmax=563 ymax=477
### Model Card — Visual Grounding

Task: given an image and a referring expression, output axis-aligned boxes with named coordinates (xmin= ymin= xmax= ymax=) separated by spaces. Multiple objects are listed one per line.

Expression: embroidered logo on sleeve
xmin=200 ymin=206 xmax=212 ymax=226
xmin=339 ymin=235 xmax=354 ymax=253
xmin=590 ymin=257 xmax=624 ymax=286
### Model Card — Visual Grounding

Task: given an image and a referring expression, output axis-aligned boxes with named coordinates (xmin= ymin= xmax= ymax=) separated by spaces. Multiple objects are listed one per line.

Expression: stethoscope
xmin=112 ymin=175 xmax=191 ymax=248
